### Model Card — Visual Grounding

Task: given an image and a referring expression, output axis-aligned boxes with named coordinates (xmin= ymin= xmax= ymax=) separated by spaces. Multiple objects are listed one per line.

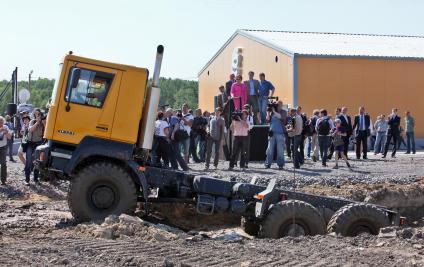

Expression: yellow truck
xmin=33 ymin=46 xmax=404 ymax=237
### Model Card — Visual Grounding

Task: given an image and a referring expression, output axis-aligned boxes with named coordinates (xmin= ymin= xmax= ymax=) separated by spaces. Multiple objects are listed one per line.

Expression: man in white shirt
xmin=0 ymin=116 xmax=13 ymax=185
xmin=180 ymin=103 xmax=194 ymax=163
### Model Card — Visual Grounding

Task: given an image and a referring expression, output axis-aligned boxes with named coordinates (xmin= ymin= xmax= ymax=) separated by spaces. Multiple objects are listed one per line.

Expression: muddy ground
xmin=1 ymin=152 xmax=424 ymax=266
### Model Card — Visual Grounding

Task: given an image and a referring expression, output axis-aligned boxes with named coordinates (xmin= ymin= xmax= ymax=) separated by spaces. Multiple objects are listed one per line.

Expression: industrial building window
xmin=65 ymin=68 xmax=114 ymax=108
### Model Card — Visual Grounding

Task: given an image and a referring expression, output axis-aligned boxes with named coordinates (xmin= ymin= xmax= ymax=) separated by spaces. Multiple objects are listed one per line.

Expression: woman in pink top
xmin=229 ymin=110 xmax=249 ymax=170
xmin=230 ymin=74 xmax=247 ymax=111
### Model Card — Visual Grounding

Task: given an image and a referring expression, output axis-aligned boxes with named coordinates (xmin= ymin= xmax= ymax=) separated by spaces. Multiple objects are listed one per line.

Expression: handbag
xmin=333 ymin=135 xmax=344 ymax=147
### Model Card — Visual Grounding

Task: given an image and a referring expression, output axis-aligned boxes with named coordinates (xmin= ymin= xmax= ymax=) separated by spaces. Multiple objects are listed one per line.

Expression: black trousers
xmin=230 ymin=136 xmax=248 ymax=168
xmin=285 ymin=134 xmax=292 ymax=158
xmin=189 ymin=134 xmax=200 ymax=163
xmin=156 ymin=137 xmax=170 ymax=166
xmin=343 ymin=135 xmax=350 ymax=157
xmin=356 ymin=130 xmax=368 ymax=159
xmin=384 ymin=130 xmax=400 ymax=157
xmin=0 ymin=146 xmax=7 ymax=183
xmin=299 ymin=135 xmax=306 ymax=160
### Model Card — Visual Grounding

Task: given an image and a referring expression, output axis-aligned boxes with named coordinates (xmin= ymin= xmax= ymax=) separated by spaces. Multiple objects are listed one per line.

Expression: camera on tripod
xmin=266 ymin=96 xmax=279 ymax=112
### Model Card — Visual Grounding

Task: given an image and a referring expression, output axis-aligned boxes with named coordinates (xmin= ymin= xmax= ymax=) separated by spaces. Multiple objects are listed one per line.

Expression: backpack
xmin=174 ymin=121 xmax=189 ymax=142
xmin=317 ymin=118 xmax=331 ymax=136
xmin=304 ymin=119 xmax=314 ymax=136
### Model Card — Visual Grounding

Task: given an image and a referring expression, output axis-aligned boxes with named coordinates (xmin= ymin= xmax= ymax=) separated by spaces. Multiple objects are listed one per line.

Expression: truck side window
xmin=65 ymin=68 xmax=114 ymax=108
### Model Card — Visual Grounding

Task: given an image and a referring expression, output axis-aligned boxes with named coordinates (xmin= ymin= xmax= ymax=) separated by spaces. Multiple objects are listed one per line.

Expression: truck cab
xmin=36 ymin=48 xmax=163 ymax=221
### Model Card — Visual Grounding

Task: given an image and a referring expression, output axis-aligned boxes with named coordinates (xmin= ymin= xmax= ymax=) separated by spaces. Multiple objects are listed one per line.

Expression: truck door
xmin=53 ymin=62 xmax=122 ymax=145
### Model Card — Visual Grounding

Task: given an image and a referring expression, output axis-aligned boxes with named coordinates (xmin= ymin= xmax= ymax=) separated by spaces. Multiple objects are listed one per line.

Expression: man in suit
xmin=352 ymin=106 xmax=370 ymax=160
xmin=383 ymin=108 xmax=401 ymax=158
xmin=217 ymin=85 xmax=228 ymax=110
xmin=244 ymin=71 xmax=260 ymax=125
xmin=225 ymin=73 xmax=235 ymax=96
xmin=337 ymin=107 xmax=353 ymax=158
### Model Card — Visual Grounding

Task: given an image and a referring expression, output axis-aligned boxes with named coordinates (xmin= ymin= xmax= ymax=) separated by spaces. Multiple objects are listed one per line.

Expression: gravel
xmin=189 ymin=152 xmax=424 ymax=189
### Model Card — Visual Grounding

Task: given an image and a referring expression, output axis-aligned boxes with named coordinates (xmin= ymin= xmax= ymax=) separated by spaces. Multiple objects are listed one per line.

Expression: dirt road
xmin=1 ymin=153 xmax=424 ymax=266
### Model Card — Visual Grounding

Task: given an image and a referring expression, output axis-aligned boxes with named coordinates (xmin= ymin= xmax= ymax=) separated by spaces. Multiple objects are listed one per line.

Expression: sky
xmin=1 ymin=0 xmax=424 ymax=81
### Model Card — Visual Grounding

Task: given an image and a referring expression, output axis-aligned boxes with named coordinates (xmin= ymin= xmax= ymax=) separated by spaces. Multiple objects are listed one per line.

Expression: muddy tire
xmin=68 ymin=162 xmax=137 ymax=222
xmin=327 ymin=203 xmax=390 ymax=236
xmin=241 ymin=217 xmax=260 ymax=236
xmin=258 ymin=200 xmax=326 ymax=238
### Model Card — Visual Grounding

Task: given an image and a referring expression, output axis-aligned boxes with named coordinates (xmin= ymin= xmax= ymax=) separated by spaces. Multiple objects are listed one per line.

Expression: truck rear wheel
xmin=68 ymin=162 xmax=137 ymax=222
xmin=259 ymin=200 xmax=326 ymax=238
xmin=327 ymin=203 xmax=390 ymax=236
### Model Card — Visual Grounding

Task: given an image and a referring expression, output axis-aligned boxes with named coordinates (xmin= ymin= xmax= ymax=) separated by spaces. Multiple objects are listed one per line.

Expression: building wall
xmin=198 ymin=34 xmax=293 ymax=112
xmin=297 ymin=56 xmax=424 ymax=138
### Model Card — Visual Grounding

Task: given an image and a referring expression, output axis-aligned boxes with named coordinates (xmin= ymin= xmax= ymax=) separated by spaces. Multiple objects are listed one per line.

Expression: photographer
xmin=180 ymin=104 xmax=194 ymax=163
xmin=265 ymin=103 xmax=285 ymax=170
xmin=0 ymin=116 xmax=13 ymax=185
xmin=244 ymin=104 xmax=254 ymax=168
xmin=170 ymin=109 xmax=189 ymax=171
xmin=24 ymin=108 xmax=45 ymax=185
xmin=287 ymin=108 xmax=304 ymax=169
xmin=228 ymin=110 xmax=249 ymax=170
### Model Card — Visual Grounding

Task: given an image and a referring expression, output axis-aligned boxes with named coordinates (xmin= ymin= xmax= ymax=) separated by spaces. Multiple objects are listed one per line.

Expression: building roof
xmin=199 ymin=29 xmax=424 ymax=75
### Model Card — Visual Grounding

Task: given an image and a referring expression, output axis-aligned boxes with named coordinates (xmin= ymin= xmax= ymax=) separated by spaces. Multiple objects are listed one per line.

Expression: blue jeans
xmin=374 ymin=132 xmax=386 ymax=154
xmin=406 ymin=132 xmax=416 ymax=153
xmin=259 ymin=96 xmax=268 ymax=124
xmin=306 ymin=136 xmax=312 ymax=157
xmin=25 ymin=143 xmax=39 ymax=182
xmin=318 ymin=136 xmax=330 ymax=165
xmin=265 ymin=133 xmax=285 ymax=167
xmin=195 ymin=135 xmax=206 ymax=161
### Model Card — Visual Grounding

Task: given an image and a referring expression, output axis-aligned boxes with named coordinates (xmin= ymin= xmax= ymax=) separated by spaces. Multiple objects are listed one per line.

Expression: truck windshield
xmin=50 ymin=63 xmax=63 ymax=104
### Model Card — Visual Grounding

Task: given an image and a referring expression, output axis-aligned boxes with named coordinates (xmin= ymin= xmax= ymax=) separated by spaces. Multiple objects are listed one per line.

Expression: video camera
xmin=267 ymin=96 xmax=279 ymax=112
xmin=232 ymin=111 xmax=244 ymax=121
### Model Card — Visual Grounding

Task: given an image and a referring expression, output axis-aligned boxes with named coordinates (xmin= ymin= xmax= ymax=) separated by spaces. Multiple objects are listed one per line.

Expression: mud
xmin=1 ymin=154 xmax=424 ymax=266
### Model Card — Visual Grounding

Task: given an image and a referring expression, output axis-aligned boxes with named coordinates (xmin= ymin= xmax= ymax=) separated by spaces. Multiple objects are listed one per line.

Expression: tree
xmin=0 ymin=77 xmax=198 ymax=114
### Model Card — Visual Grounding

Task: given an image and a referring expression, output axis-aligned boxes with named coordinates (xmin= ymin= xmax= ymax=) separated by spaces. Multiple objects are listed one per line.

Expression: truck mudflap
xmin=127 ymin=161 xmax=149 ymax=215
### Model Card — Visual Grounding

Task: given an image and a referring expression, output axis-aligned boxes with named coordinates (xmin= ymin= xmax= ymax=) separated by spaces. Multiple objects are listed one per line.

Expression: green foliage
xmin=0 ymin=77 xmax=198 ymax=114
xmin=159 ymin=78 xmax=198 ymax=110
xmin=0 ymin=78 xmax=54 ymax=114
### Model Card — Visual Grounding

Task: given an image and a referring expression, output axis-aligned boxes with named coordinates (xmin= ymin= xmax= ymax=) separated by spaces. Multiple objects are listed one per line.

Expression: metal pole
xmin=14 ymin=67 xmax=18 ymax=104
xmin=11 ymin=71 xmax=15 ymax=103
xmin=13 ymin=68 xmax=18 ymax=137
xmin=29 ymin=70 xmax=33 ymax=92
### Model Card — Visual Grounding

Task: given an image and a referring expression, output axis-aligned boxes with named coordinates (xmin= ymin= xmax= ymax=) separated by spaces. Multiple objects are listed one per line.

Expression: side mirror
xmin=65 ymin=68 xmax=81 ymax=111
xmin=70 ymin=68 xmax=81 ymax=90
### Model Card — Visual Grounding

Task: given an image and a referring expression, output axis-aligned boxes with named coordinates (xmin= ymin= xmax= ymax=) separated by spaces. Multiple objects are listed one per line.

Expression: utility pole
xmin=13 ymin=67 xmax=18 ymax=105
xmin=13 ymin=67 xmax=18 ymax=137
xmin=29 ymin=70 xmax=33 ymax=92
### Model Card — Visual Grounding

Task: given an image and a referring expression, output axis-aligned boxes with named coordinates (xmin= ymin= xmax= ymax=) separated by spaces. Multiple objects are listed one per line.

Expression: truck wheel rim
xmin=91 ymin=185 xmax=116 ymax=209
xmin=281 ymin=223 xmax=307 ymax=237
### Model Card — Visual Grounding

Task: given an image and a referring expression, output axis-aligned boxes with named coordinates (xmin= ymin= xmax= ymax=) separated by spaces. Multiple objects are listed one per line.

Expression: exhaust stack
xmin=138 ymin=45 xmax=164 ymax=150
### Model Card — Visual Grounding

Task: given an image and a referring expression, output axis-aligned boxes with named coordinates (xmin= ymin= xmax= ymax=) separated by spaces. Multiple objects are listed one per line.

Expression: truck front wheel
xmin=68 ymin=162 xmax=138 ymax=222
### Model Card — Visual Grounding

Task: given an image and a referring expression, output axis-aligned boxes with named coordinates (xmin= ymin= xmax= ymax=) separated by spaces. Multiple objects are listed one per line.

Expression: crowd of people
xmin=0 ymin=109 xmax=46 ymax=186
xmin=152 ymin=71 xmax=418 ymax=172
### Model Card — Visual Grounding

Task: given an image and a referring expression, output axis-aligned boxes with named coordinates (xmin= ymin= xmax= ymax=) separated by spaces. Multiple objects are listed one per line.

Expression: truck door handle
xmin=96 ymin=125 xmax=109 ymax=132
